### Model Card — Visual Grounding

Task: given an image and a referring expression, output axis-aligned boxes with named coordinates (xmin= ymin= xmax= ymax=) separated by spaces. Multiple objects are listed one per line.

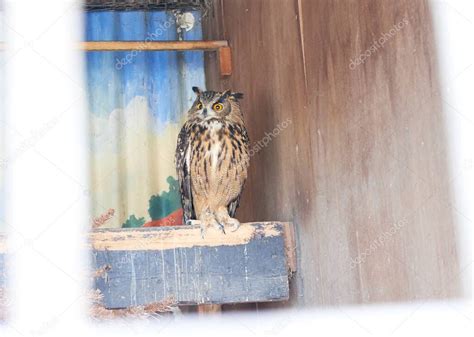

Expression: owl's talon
xmin=186 ymin=219 xmax=201 ymax=226
xmin=226 ymin=218 xmax=241 ymax=232
xmin=214 ymin=219 xmax=226 ymax=235
xmin=216 ymin=220 xmax=226 ymax=234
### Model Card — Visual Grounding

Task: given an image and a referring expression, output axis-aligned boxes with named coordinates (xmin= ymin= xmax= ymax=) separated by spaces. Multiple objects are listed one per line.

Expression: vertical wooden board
xmin=204 ymin=0 xmax=460 ymax=308
xmin=92 ymin=224 xmax=290 ymax=308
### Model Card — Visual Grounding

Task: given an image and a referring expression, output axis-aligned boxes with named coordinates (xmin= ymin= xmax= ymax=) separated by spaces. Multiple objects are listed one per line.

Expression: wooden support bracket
xmin=218 ymin=46 xmax=232 ymax=77
xmin=81 ymin=40 xmax=233 ymax=77
xmin=89 ymin=222 xmax=296 ymax=309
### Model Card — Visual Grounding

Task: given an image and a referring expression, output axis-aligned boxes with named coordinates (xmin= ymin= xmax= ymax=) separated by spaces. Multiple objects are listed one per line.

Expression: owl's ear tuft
xmin=192 ymin=86 xmax=202 ymax=95
xmin=231 ymin=92 xmax=244 ymax=100
xmin=222 ymin=90 xmax=244 ymax=101
xmin=220 ymin=89 xmax=231 ymax=99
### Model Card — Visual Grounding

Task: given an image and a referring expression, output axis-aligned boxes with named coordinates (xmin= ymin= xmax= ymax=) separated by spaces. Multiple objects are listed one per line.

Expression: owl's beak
xmin=202 ymin=108 xmax=208 ymax=117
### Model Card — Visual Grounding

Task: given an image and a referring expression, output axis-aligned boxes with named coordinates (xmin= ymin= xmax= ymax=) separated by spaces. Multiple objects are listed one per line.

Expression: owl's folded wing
xmin=175 ymin=123 xmax=195 ymax=224
xmin=228 ymin=125 xmax=250 ymax=218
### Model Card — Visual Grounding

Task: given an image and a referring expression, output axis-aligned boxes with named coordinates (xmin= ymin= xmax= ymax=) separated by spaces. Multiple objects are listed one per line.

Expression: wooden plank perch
xmin=81 ymin=40 xmax=232 ymax=77
xmin=90 ymin=222 xmax=295 ymax=309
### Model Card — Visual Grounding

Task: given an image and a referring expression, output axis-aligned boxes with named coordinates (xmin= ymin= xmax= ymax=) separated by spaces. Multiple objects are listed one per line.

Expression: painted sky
xmin=86 ymin=10 xmax=206 ymax=227
xmin=86 ymin=10 xmax=206 ymax=128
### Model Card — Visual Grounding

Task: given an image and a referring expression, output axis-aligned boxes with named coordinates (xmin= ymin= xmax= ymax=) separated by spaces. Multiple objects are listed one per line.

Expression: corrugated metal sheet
xmin=86 ymin=10 xmax=205 ymax=228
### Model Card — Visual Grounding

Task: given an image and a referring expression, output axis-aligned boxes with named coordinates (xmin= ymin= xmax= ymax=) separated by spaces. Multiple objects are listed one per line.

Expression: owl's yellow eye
xmin=196 ymin=102 xmax=203 ymax=110
xmin=213 ymin=103 xmax=224 ymax=111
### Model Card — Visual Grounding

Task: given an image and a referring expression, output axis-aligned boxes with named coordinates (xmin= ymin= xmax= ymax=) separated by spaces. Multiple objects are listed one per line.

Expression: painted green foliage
xmin=122 ymin=214 xmax=146 ymax=228
xmin=148 ymin=176 xmax=181 ymax=220
xmin=120 ymin=176 xmax=181 ymax=228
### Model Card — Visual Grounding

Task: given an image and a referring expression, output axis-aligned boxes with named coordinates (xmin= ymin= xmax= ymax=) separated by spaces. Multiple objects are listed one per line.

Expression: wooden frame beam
xmin=0 ymin=40 xmax=233 ymax=76
xmin=81 ymin=40 xmax=232 ymax=76
xmin=80 ymin=40 xmax=228 ymax=51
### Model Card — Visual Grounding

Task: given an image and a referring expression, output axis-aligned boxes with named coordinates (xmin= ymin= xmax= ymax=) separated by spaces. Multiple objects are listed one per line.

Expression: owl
xmin=175 ymin=87 xmax=249 ymax=236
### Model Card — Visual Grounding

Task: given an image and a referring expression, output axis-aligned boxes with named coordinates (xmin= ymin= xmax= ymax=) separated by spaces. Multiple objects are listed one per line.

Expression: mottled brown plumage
xmin=175 ymin=87 xmax=249 ymax=235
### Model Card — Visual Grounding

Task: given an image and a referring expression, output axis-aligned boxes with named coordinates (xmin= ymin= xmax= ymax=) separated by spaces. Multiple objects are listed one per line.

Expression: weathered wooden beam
xmin=80 ymin=40 xmax=229 ymax=51
xmin=80 ymin=40 xmax=232 ymax=76
xmin=90 ymin=222 xmax=295 ymax=309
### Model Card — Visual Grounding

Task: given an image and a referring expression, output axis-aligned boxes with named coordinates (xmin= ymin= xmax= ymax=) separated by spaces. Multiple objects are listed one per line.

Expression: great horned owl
xmin=175 ymin=87 xmax=249 ymax=236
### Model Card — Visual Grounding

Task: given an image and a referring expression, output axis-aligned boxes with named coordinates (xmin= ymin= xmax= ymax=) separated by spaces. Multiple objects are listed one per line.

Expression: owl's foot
xmin=216 ymin=207 xmax=241 ymax=232
xmin=197 ymin=211 xmax=225 ymax=238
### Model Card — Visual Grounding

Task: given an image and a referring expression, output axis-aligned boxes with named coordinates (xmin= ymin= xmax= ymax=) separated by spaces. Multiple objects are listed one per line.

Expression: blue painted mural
xmin=86 ymin=10 xmax=205 ymax=228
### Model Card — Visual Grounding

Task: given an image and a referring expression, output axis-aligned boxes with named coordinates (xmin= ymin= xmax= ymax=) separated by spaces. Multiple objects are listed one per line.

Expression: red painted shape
xmin=143 ymin=208 xmax=184 ymax=227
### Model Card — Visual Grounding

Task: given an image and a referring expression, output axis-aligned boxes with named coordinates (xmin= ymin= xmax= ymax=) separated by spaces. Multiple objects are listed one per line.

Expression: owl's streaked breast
xmin=206 ymin=121 xmax=223 ymax=169
xmin=189 ymin=118 xmax=249 ymax=207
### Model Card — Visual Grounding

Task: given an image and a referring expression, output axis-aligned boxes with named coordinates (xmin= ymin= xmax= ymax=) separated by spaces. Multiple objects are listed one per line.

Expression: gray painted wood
xmin=92 ymin=223 xmax=290 ymax=308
